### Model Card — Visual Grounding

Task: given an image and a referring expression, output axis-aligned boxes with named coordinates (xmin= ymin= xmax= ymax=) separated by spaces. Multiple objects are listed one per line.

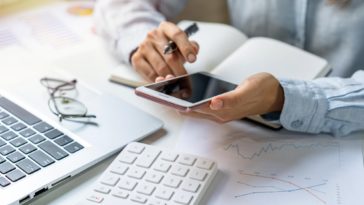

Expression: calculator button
xmin=177 ymin=155 xmax=196 ymax=166
xmin=127 ymin=143 xmax=145 ymax=154
xmin=163 ymin=176 xmax=182 ymax=189
xmin=160 ymin=152 xmax=178 ymax=162
xmin=110 ymin=164 xmax=129 ymax=175
xmin=100 ymin=175 xmax=120 ymax=187
xmin=173 ymin=192 xmax=193 ymax=205
xmin=136 ymin=150 xmax=160 ymax=168
xmin=196 ymin=158 xmax=214 ymax=170
xmin=112 ymin=188 xmax=129 ymax=199
xmin=136 ymin=182 xmax=156 ymax=196
xmin=118 ymin=178 xmax=138 ymax=191
xmin=94 ymin=185 xmax=111 ymax=194
xmin=155 ymin=187 xmax=174 ymax=200
xmin=153 ymin=161 xmax=171 ymax=173
xmin=189 ymin=169 xmax=207 ymax=181
xmin=86 ymin=194 xmax=104 ymax=203
xmin=130 ymin=193 xmax=147 ymax=204
xmin=171 ymin=165 xmax=189 ymax=177
xmin=181 ymin=179 xmax=200 ymax=193
xmin=119 ymin=153 xmax=137 ymax=164
xmin=127 ymin=167 xmax=146 ymax=179
xmin=145 ymin=171 xmax=164 ymax=184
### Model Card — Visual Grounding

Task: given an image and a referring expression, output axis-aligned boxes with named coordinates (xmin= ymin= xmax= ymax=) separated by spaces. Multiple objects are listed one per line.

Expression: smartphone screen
xmin=146 ymin=73 xmax=237 ymax=103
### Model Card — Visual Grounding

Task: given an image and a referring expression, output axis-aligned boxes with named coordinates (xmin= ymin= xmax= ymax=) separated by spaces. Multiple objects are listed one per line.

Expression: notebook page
xmin=211 ymin=37 xmax=330 ymax=84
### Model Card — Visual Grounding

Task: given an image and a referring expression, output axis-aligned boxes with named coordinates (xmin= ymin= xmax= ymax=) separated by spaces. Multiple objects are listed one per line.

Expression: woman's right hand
xmin=131 ymin=21 xmax=199 ymax=82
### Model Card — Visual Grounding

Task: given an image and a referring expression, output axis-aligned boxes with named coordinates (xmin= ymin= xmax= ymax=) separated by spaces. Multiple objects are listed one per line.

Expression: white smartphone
xmin=135 ymin=72 xmax=237 ymax=111
xmin=135 ymin=72 xmax=282 ymax=129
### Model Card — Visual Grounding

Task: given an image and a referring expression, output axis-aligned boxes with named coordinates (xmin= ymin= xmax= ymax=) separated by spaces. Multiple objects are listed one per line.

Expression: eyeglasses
xmin=40 ymin=77 xmax=96 ymax=123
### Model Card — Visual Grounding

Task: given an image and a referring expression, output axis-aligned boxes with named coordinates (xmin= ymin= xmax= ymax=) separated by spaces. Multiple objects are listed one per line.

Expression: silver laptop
xmin=0 ymin=68 xmax=163 ymax=205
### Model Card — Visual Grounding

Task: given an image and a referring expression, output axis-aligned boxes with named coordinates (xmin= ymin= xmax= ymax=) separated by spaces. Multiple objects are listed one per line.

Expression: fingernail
xmin=210 ymin=99 xmax=223 ymax=110
xmin=166 ymin=74 xmax=175 ymax=79
xmin=187 ymin=54 xmax=196 ymax=62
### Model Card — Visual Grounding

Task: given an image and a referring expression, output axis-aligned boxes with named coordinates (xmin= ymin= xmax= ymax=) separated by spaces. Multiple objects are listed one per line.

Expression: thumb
xmin=210 ymin=87 xmax=244 ymax=110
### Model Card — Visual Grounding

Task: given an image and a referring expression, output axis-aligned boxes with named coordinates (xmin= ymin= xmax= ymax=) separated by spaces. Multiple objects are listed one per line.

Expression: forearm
xmin=279 ymin=70 xmax=364 ymax=136
xmin=94 ymin=0 xmax=187 ymax=63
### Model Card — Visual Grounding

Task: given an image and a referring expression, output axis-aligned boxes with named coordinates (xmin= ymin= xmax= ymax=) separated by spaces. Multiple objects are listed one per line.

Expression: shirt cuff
xmin=278 ymin=79 xmax=329 ymax=134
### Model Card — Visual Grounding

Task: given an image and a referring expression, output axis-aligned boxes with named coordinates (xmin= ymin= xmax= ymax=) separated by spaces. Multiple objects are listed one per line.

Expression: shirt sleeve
xmin=278 ymin=70 xmax=364 ymax=137
xmin=93 ymin=0 xmax=187 ymax=64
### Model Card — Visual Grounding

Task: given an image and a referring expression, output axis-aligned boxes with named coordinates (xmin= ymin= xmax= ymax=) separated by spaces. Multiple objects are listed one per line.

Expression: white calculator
xmin=78 ymin=142 xmax=218 ymax=205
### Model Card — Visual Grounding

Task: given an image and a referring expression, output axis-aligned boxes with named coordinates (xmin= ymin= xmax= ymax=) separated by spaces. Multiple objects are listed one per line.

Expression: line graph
xmin=235 ymin=171 xmax=328 ymax=204
xmin=224 ymin=140 xmax=340 ymax=160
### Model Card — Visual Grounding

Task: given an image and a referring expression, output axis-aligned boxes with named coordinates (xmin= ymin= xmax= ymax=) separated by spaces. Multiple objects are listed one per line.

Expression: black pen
xmin=163 ymin=23 xmax=199 ymax=55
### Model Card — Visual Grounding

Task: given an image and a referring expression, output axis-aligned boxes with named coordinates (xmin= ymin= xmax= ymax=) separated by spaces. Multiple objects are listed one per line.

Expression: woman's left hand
xmin=181 ymin=72 xmax=285 ymax=123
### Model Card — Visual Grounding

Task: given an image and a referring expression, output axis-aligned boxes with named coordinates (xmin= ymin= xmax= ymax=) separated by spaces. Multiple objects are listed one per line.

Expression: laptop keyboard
xmin=0 ymin=96 xmax=83 ymax=187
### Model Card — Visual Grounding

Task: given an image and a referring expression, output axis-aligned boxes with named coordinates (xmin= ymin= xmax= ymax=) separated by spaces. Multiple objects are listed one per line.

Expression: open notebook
xmin=110 ymin=20 xmax=331 ymax=128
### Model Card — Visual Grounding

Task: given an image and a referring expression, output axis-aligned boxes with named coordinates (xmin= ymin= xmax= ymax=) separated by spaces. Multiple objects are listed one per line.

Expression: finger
xmin=155 ymin=76 xmax=165 ymax=82
xmin=190 ymin=40 xmax=200 ymax=53
xmin=132 ymin=53 xmax=158 ymax=82
xmin=159 ymin=21 xmax=197 ymax=63
xmin=165 ymin=74 xmax=175 ymax=80
xmin=140 ymin=42 xmax=172 ymax=76
xmin=211 ymin=86 xmax=247 ymax=109
xmin=153 ymin=31 xmax=188 ymax=77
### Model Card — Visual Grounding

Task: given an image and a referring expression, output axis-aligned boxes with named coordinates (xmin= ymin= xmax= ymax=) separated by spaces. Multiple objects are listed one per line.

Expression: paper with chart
xmin=176 ymin=119 xmax=364 ymax=205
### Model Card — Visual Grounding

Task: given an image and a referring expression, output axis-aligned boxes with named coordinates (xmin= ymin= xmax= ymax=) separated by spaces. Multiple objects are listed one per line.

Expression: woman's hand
xmin=131 ymin=21 xmax=199 ymax=82
xmin=182 ymin=72 xmax=284 ymax=123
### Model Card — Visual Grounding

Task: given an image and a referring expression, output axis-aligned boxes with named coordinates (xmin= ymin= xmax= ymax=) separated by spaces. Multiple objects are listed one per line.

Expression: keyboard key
xmin=101 ymin=174 xmax=120 ymax=187
xmin=127 ymin=143 xmax=145 ymax=154
xmin=64 ymin=142 xmax=83 ymax=153
xmin=16 ymin=158 xmax=40 ymax=174
xmin=0 ymin=176 xmax=10 ymax=187
xmin=0 ymin=161 xmax=15 ymax=174
xmin=130 ymin=194 xmax=147 ymax=204
xmin=148 ymin=199 xmax=167 ymax=205
xmin=44 ymin=129 xmax=62 ymax=139
xmin=177 ymin=155 xmax=196 ymax=166
xmin=10 ymin=137 xmax=27 ymax=147
xmin=145 ymin=171 xmax=163 ymax=184
xmin=189 ymin=169 xmax=207 ymax=181
xmin=11 ymin=122 xmax=26 ymax=131
xmin=1 ymin=131 xmax=17 ymax=141
xmin=19 ymin=143 xmax=37 ymax=154
xmin=54 ymin=135 xmax=73 ymax=146
xmin=0 ymin=97 xmax=41 ymax=125
xmin=0 ymin=125 xmax=8 ymax=134
xmin=86 ymin=193 xmax=104 ymax=203
xmin=155 ymin=187 xmax=174 ymax=200
xmin=0 ymin=155 xmax=4 ymax=163
xmin=173 ymin=192 xmax=193 ymax=205
xmin=112 ymin=189 xmax=129 ymax=199
xmin=136 ymin=183 xmax=155 ymax=195
xmin=118 ymin=178 xmax=137 ymax=191
xmin=0 ymin=145 xmax=15 ymax=155
xmin=39 ymin=141 xmax=69 ymax=160
xmin=29 ymin=150 xmax=55 ymax=167
xmin=6 ymin=169 xmax=25 ymax=182
xmin=7 ymin=151 xmax=25 ymax=163
xmin=163 ymin=176 xmax=182 ymax=188
xmin=19 ymin=128 xmax=36 ymax=138
xmin=29 ymin=134 xmax=45 ymax=144
xmin=33 ymin=122 xmax=53 ymax=133
xmin=0 ymin=112 xmax=9 ymax=119
xmin=181 ymin=179 xmax=200 ymax=193
xmin=0 ymin=138 xmax=5 ymax=147
xmin=2 ymin=116 xmax=17 ymax=125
